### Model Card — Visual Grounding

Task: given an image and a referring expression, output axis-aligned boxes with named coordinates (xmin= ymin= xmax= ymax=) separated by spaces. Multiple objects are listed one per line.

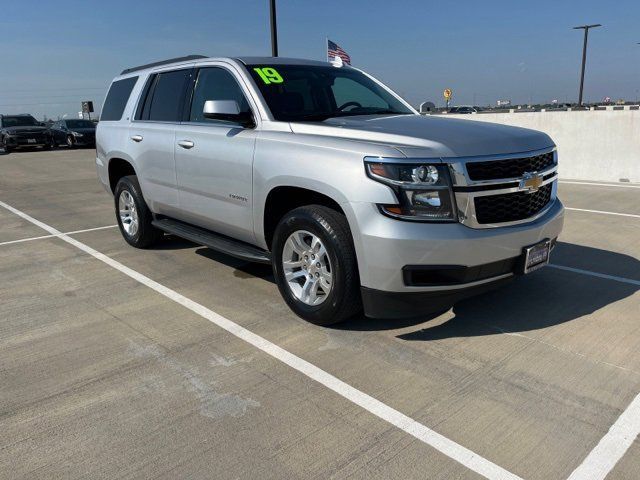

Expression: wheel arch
xmin=261 ymin=184 xmax=350 ymax=251
xmin=108 ymin=157 xmax=138 ymax=193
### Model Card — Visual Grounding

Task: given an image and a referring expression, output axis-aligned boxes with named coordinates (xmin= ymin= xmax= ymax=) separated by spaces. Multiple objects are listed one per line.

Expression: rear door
xmin=173 ymin=65 xmax=258 ymax=244
xmin=128 ymin=67 xmax=192 ymax=216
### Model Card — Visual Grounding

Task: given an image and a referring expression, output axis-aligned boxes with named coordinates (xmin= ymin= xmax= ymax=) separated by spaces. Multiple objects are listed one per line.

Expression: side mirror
xmin=203 ymin=100 xmax=254 ymax=127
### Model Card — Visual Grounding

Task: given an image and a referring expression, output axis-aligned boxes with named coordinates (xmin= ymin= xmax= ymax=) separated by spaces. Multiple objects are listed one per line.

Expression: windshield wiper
xmin=330 ymin=109 xmax=413 ymax=118
xmin=290 ymin=113 xmax=337 ymax=122
xmin=354 ymin=109 xmax=411 ymax=115
xmin=290 ymin=109 xmax=412 ymax=122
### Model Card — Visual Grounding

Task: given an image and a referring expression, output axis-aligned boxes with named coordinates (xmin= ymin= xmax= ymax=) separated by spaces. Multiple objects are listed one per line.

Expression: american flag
xmin=327 ymin=39 xmax=351 ymax=65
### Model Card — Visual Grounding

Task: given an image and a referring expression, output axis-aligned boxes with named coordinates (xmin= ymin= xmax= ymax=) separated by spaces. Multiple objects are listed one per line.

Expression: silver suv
xmin=96 ymin=55 xmax=564 ymax=325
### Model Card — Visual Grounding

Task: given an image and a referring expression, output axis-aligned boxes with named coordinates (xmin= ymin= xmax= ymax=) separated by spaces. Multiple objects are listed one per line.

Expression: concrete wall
xmin=446 ymin=108 xmax=640 ymax=183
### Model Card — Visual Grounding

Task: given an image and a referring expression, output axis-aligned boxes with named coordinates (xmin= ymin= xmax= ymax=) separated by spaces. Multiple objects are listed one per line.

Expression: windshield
xmin=2 ymin=116 xmax=39 ymax=127
xmin=246 ymin=64 xmax=413 ymax=122
xmin=65 ymin=120 xmax=94 ymax=129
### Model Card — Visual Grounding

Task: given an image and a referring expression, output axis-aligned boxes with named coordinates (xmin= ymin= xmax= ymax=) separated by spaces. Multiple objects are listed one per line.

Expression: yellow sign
xmin=443 ymin=88 xmax=452 ymax=100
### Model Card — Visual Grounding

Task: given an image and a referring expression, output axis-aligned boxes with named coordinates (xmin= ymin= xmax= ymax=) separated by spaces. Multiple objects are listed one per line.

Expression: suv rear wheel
xmin=114 ymin=175 xmax=162 ymax=248
xmin=272 ymin=205 xmax=362 ymax=325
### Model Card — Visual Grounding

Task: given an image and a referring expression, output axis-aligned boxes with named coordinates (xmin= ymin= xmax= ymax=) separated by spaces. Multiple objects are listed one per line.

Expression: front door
xmin=174 ymin=66 xmax=257 ymax=244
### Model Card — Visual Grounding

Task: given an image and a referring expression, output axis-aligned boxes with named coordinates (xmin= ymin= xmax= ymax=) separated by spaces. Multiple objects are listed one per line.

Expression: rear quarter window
xmin=101 ymin=76 xmax=138 ymax=121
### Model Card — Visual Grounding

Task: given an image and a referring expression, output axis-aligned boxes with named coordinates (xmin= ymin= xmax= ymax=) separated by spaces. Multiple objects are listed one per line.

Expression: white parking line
xmin=0 ymin=198 xmax=523 ymax=480
xmin=0 ymin=224 xmax=118 ymax=247
xmin=564 ymin=207 xmax=640 ymax=219
xmin=560 ymin=181 xmax=640 ymax=189
xmin=548 ymin=264 xmax=640 ymax=287
xmin=567 ymin=392 xmax=640 ymax=480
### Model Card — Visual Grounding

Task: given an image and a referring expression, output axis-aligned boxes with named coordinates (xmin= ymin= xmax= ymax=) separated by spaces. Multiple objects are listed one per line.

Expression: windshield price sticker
xmin=253 ymin=67 xmax=283 ymax=85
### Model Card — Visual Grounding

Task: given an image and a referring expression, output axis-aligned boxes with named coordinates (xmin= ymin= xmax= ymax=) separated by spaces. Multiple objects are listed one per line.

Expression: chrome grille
xmin=474 ymin=184 xmax=553 ymax=224
xmin=448 ymin=147 xmax=558 ymax=229
xmin=466 ymin=151 xmax=555 ymax=181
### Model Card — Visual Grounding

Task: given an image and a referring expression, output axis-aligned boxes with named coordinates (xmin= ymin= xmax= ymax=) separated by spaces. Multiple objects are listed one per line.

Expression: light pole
xmin=573 ymin=24 xmax=602 ymax=106
xmin=269 ymin=0 xmax=278 ymax=57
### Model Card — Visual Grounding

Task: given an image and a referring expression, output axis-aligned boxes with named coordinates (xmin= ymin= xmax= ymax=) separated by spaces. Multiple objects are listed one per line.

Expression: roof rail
xmin=120 ymin=55 xmax=208 ymax=75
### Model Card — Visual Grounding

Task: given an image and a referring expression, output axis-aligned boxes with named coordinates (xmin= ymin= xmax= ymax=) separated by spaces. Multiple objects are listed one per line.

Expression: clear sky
xmin=1 ymin=0 xmax=639 ymax=119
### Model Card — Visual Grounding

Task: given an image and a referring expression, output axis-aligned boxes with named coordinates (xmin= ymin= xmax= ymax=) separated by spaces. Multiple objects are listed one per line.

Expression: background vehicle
xmin=448 ymin=106 xmax=482 ymax=114
xmin=0 ymin=114 xmax=54 ymax=152
xmin=96 ymin=56 xmax=564 ymax=325
xmin=49 ymin=119 xmax=96 ymax=148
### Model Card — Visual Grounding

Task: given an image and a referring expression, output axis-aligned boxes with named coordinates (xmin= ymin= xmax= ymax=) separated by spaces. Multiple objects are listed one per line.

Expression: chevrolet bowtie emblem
xmin=519 ymin=172 xmax=544 ymax=193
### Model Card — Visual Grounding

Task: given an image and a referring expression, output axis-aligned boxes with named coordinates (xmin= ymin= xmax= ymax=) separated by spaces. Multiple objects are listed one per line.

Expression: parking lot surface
xmin=1 ymin=148 xmax=639 ymax=480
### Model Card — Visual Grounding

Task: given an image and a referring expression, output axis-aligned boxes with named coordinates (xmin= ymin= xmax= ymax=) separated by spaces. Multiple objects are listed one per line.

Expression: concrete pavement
xmin=1 ymin=148 xmax=638 ymax=479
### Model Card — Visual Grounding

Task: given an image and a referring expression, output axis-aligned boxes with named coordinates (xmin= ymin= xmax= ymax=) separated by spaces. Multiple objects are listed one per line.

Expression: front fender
xmin=252 ymin=133 xmax=399 ymax=249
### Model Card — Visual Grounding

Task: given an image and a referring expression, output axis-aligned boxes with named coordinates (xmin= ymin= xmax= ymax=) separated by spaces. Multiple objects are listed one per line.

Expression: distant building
xmin=419 ymin=101 xmax=436 ymax=113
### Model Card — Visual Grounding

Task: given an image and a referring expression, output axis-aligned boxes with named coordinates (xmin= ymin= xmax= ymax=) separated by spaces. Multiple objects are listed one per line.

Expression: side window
xmin=101 ymin=76 xmax=138 ymax=121
xmin=135 ymin=75 xmax=156 ymax=121
xmin=189 ymin=67 xmax=251 ymax=123
xmin=146 ymin=69 xmax=191 ymax=122
xmin=332 ymin=77 xmax=388 ymax=110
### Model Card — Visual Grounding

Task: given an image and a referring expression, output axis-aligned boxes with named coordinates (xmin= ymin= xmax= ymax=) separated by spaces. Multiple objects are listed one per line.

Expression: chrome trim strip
xmin=468 ymin=172 xmax=556 ymax=197
xmin=448 ymin=146 xmax=557 ymax=187
xmin=458 ymin=163 xmax=558 ymax=187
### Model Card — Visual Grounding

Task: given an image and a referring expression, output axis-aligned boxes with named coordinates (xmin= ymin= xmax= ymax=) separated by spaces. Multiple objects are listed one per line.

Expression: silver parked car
xmin=96 ymin=55 xmax=564 ymax=325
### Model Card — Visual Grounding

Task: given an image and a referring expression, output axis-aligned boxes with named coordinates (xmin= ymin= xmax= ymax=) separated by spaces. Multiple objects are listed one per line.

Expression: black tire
xmin=2 ymin=137 xmax=11 ymax=154
xmin=66 ymin=135 xmax=75 ymax=148
xmin=272 ymin=205 xmax=362 ymax=325
xmin=114 ymin=175 xmax=162 ymax=248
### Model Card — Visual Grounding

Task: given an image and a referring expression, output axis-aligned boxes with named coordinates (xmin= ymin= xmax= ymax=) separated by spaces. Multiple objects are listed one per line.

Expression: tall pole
xmin=577 ymin=28 xmax=589 ymax=106
xmin=573 ymin=24 xmax=601 ymax=106
xmin=269 ymin=0 xmax=278 ymax=57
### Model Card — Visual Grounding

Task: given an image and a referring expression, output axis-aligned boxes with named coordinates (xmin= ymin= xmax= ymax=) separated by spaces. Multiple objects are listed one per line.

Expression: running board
xmin=152 ymin=218 xmax=271 ymax=264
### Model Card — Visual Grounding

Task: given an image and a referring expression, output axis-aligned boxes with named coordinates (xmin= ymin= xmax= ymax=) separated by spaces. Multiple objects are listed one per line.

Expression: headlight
xmin=365 ymin=160 xmax=457 ymax=222
xmin=71 ymin=131 xmax=83 ymax=137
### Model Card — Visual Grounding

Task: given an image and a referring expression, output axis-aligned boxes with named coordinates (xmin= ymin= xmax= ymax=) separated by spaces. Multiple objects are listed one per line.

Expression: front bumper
xmin=6 ymin=134 xmax=49 ymax=148
xmin=361 ymin=276 xmax=514 ymax=319
xmin=345 ymin=198 xmax=564 ymax=310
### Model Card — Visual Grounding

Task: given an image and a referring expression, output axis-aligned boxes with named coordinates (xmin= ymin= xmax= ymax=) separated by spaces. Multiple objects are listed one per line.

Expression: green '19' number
xmin=253 ymin=67 xmax=283 ymax=84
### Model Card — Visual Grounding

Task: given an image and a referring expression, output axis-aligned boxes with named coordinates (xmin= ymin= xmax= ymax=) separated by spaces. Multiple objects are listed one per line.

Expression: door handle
xmin=130 ymin=135 xmax=143 ymax=142
xmin=177 ymin=140 xmax=195 ymax=149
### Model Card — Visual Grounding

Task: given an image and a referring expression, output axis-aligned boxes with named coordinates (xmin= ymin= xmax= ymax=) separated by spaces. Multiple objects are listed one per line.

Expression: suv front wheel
xmin=114 ymin=175 xmax=162 ymax=248
xmin=272 ymin=205 xmax=362 ymax=325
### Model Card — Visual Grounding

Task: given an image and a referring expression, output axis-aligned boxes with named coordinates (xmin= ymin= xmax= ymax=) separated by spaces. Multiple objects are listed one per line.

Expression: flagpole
xmin=326 ymin=37 xmax=329 ymax=62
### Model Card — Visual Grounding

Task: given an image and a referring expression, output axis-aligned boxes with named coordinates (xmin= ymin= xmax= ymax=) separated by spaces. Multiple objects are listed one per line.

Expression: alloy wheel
xmin=282 ymin=230 xmax=333 ymax=306
xmin=118 ymin=190 xmax=139 ymax=236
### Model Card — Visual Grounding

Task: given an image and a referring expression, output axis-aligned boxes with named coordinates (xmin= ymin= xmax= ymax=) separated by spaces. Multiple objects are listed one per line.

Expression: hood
xmin=3 ymin=125 xmax=48 ymax=134
xmin=289 ymin=114 xmax=554 ymax=158
xmin=69 ymin=127 xmax=96 ymax=134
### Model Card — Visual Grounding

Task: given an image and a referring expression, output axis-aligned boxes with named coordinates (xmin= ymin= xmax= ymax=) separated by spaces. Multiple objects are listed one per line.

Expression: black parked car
xmin=0 ymin=114 xmax=54 ymax=152
xmin=49 ymin=119 xmax=96 ymax=148
xmin=448 ymin=106 xmax=482 ymax=114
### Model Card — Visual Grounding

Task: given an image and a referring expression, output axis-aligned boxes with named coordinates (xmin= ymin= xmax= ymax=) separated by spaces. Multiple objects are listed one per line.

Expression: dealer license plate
xmin=523 ymin=239 xmax=551 ymax=274
xmin=27 ymin=138 xmax=36 ymax=144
